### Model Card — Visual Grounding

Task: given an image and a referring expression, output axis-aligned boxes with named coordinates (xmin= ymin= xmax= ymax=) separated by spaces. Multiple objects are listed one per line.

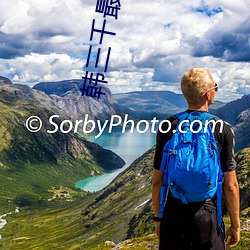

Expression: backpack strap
xmin=217 ymin=169 xmax=223 ymax=231
xmin=159 ymin=183 xmax=168 ymax=219
xmin=201 ymin=112 xmax=223 ymax=230
xmin=200 ymin=112 xmax=223 ymax=229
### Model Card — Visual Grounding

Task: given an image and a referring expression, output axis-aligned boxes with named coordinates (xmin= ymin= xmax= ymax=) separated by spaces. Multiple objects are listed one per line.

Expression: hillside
xmin=0 ymin=81 xmax=124 ymax=212
xmin=0 ymin=147 xmax=154 ymax=249
xmin=1 ymin=147 xmax=249 ymax=249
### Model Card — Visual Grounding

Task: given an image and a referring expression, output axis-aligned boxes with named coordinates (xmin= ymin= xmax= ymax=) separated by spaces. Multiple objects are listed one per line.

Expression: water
xmin=75 ymin=129 xmax=156 ymax=192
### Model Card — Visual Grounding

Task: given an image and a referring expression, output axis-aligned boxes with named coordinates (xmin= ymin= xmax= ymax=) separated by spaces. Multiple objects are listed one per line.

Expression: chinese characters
xmin=81 ymin=0 xmax=121 ymax=99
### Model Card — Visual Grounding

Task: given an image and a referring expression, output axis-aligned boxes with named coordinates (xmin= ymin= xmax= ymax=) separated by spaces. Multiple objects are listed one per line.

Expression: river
xmin=75 ymin=129 xmax=156 ymax=192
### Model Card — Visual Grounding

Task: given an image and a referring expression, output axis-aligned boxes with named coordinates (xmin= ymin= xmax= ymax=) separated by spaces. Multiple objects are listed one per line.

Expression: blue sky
xmin=0 ymin=0 xmax=249 ymax=102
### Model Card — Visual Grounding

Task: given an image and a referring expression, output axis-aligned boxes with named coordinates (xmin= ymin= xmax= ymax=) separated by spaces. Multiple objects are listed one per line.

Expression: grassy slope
xmin=1 ymin=148 xmax=249 ymax=249
xmin=0 ymin=199 xmax=89 ymax=250
xmin=0 ymin=149 xmax=154 ymax=249
xmin=1 ymin=203 xmax=249 ymax=250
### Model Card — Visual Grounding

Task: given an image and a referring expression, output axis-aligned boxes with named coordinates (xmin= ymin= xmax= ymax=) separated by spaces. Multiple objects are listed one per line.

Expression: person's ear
xmin=204 ymin=91 xmax=209 ymax=100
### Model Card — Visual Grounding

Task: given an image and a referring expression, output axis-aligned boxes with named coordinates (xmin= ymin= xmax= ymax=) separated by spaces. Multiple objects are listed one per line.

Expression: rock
xmin=105 ymin=240 xmax=116 ymax=247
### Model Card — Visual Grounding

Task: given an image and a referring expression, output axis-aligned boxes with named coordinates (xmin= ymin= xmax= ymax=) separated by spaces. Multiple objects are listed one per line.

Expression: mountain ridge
xmin=33 ymin=80 xmax=124 ymax=123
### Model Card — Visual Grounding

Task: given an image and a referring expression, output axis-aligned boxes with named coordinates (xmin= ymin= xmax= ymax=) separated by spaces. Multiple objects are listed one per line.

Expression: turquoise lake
xmin=75 ymin=129 xmax=156 ymax=192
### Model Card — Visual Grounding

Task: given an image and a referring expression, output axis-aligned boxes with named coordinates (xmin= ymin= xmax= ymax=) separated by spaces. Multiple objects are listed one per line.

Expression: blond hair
xmin=181 ymin=68 xmax=214 ymax=104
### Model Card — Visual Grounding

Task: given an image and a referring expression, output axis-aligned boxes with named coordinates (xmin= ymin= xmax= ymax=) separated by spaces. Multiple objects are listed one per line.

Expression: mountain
xmin=114 ymin=91 xmax=186 ymax=119
xmin=0 ymin=77 xmax=249 ymax=249
xmin=114 ymin=91 xmax=186 ymax=110
xmin=213 ymin=94 xmax=250 ymax=125
xmin=114 ymin=90 xmax=225 ymax=120
xmin=209 ymin=100 xmax=225 ymax=110
xmin=0 ymin=79 xmax=124 ymax=212
xmin=234 ymin=109 xmax=250 ymax=152
xmin=211 ymin=94 xmax=250 ymax=152
xmin=33 ymin=80 xmax=124 ymax=123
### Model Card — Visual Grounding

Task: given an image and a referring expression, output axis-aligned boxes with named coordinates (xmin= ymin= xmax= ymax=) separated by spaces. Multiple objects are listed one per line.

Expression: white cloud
xmin=0 ymin=53 xmax=85 ymax=85
xmin=0 ymin=0 xmax=249 ymax=101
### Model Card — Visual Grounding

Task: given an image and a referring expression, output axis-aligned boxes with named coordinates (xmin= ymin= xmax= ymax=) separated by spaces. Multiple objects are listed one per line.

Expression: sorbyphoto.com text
xmin=25 ymin=114 xmax=224 ymax=138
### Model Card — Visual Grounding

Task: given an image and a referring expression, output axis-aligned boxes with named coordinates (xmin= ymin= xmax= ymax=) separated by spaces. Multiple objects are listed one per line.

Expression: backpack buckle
xmin=169 ymin=149 xmax=176 ymax=155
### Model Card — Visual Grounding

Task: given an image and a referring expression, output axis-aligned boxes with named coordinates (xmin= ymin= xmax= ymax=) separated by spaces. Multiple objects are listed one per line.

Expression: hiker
xmin=152 ymin=68 xmax=240 ymax=250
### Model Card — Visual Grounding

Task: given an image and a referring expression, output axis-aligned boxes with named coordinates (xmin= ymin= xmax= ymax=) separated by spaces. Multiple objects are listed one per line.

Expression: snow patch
xmin=0 ymin=219 xmax=7 ymax=229
xmin=134 ymin=199 xmax=150 ymax=210
xmin=138 ymin=185 xmax=145 ymax=190
xmin=0 ymin=208 xmax=20 ymax=238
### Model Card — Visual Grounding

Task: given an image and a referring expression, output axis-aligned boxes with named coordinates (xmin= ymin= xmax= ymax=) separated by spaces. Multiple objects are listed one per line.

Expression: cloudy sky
xmin=0 ymin=0 xmax=249 ymax=102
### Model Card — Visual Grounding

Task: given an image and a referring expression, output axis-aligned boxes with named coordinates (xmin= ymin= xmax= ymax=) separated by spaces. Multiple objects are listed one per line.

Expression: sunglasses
xmin=203 ymin=83 xmax=218 ymax=95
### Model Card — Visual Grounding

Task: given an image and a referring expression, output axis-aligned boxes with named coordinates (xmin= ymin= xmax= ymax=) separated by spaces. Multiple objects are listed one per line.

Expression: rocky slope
xmin=33 ymin=80 xmax=124 ymax=123
xmin=213 ymin=94 xmax=250 ymax=126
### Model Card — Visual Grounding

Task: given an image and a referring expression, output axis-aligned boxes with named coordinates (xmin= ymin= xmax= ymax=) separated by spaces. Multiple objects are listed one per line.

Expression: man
xmin=152 ymin=68 xmax=240 ymax=249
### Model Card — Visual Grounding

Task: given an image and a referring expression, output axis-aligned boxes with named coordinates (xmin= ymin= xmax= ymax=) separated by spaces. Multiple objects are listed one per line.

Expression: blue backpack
xmin=158 ymin=111 xmax=223 ymax=228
